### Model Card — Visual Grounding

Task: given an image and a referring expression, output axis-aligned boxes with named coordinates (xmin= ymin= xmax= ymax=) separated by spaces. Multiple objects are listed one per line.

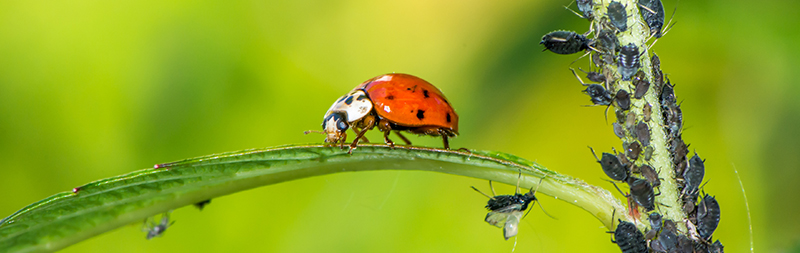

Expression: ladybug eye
xmin=337 ymin=120 xmax=348 ymax=131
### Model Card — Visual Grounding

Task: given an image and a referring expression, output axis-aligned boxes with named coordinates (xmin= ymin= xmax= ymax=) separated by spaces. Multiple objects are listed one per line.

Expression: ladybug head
xmin=322 ymin=112 xmax=349 ymax=144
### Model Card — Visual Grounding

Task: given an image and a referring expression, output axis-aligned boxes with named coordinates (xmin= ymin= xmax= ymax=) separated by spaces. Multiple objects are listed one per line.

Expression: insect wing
xmin=503 ymin=211 xmax=524 ymax=240
xmin=484 ymin=203 xmax=522 ymax=228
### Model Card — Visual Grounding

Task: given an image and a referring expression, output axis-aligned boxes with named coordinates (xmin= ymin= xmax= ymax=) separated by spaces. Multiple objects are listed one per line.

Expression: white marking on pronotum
xmin=732 ymin=163 xmax=754 ymax=253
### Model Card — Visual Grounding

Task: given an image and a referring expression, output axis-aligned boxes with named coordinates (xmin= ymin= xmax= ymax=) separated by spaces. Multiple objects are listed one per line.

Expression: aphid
xmin=660 ymin=79 xmax=676 ymax=107
xmin=616 ymin=89 xmax=631 ymax=111
xmin=589 ymin=147 xmax=629 ymax=181
xmin=643 ymin=103 xmax=652 ymax=122
xmin=611 ymin=219 xmax=648 ymax=253
xmin=638 ymin=0 xmax=665 ymax=38
xmin=645 ymin=212 xmax=662 ymax=240
xmin=472 ymin=176 xmax=549 ymax=240
xmin=194 ymin=199 xmax=211 ymax=211
xmin=628 ymin=177 xmax=655 ymax=211
xmin=540 ymin=30 xmax=592 ymax=55
xmin=625 ymin=111 xmax=636 ymax=130
xmin=683 ymin=153 xmax=705 ymax=196
xmin=313 ymin=74 xmax=459 ymax=152
xmin=580 ymin=68 xmax=607 ymax=83
xmin=616 ymin=110 xmax=627 ymax=124
xmin=650 ymin=219 xmax=678 ymax=253
xmin=640 ymin=164 xmax=660 ymax=187
xmin=607 ymin=1 xmax=629 ymax=32
xmin=683 ymin=193 xmax=699 ymax=216
xmin=666 ymin=102 xmax=683 ymax=135
xmin=596 ymin=29 xmax=620 ymax=54
xmin=677 ymin=235 xmax=694 ymax=252
xmin=709 ymin=240 xmax=725 ymax=253
xmin=72 ymin=187 xmax=81 ymax=194
xmin=643 ymin=146 xmax=654 ymax=161
xmin=577 ymin=0 xmax=594 ymax=19
xmin=584 ymin=84 xmax=614 ymax=106
xmin=697 ymin=194 xmax=721 ymax=240
xmin=624 ymin=141 xmax=641 ymax=161
xmin=143 ymin=212 xmax=176 ymax=240
xmin=613 ymin=122 xmax=626 ymax=138
xmin=632 ymin=71 xmax=650 ymax=99
xmin=634 ymin=122 xmax=651 ymax=147
xmin=651 ymin=54 xmax=663 ymax=89
xmin=619 ymin=43 xmax=641 ymax=81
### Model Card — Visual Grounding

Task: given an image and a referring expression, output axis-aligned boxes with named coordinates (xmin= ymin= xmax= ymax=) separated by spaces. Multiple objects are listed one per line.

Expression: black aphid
xmin=645 ymin=212 xmax=662 ymax=240
xmin=576 ymin=0 xmax=594 ymax=19
xmin=612 ymin=219 xmax=648 ymax=253
xmin=651 ymin=219 xmax=678 ymax=252
xmin=194 ymin=199 xmax=211 ymax=210
xmin=613 ymin=122 xmax=626 ymax=138
xmin=584 ymin=84 xmax=614 ymax=106
xmin=627 ymin=177 xmax=655 ymax=211
xmin=638 ymin=0 xmax=665 ymax=38
xmin=541 ymin=30 xmax=592 ymax=55
xmin=581 ymin=68 xmax=606 ymax=83
xmin=596 ymin=29 xmax=620 ymax=54
xmin=624 ymin=141 xmax=642 ymax=161
xmin=683 ymin=153 xmax=705 ymax=195
xmin=643 ymin=103 xmax=652 ymax=122
xmin=643 ymin=146 xmax=654 ymax=161
xmin=589 ymin=147 xmax=628 ymax=181
xmin=634 ymin=122 xmax=651 ymax=147
xmin=677 ymin=235 xmax=694 ymax=252
xmin=472 ymin=176 xmax=549 ymax=240
xmin=651 ymin=54 xmax=663 ymax=89
xmin=640 ymin=164 xmax=660 ymax=187
xmin=671 ymin=138 xmax=689 ymax=171
xmin=697 ymin=194 xmax=721 ymax=240
xmin=632 ymin=71 xmax=651 ymax=99
xmin=660 ymin=79 xmax=676 ymax=107
xmin=616 ymin=89 xmax=631 ymax=110
xmin=619 ymin=43 xmax=641 ymax=81
xmin=607 ymin=1 xmax=629 ymax=32
xmin=709 ymin=240 xmax=725 ymax=253
xmin=143 ymin=212 xmax=176 ymax=240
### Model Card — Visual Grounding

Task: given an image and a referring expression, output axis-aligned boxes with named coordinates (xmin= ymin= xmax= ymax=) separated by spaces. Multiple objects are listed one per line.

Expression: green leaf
xmin=0 ymin=144 xmax=625 ymax=252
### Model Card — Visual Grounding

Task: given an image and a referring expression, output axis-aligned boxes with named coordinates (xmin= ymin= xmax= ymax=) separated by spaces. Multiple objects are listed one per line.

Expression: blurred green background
xmin=0 ymin=0 xmax=795 ymax=252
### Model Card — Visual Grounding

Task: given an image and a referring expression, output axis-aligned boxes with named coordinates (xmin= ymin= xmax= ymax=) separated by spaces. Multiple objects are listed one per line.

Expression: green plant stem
xmin=591 ymin=0 xmax=685 ymax=230
xmin=0 ymin=144 xmax=625 ymax=253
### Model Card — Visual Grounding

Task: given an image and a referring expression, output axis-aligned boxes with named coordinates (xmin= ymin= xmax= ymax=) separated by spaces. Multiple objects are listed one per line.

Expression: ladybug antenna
xmin=304 ymin=130 xmax=324 ymax=135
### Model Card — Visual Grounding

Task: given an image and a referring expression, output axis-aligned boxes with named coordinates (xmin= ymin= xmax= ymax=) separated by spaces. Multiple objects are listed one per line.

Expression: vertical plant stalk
xmin=590 ymin=0 xmax=684 ymax=230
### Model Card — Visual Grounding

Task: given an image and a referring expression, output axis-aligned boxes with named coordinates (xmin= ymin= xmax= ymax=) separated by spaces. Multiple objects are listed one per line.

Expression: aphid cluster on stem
xmin=543 ymin=0 xmax=725 ymax=251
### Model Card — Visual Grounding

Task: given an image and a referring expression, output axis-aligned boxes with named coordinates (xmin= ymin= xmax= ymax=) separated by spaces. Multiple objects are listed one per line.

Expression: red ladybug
xmin=316 ymin=73 xmax=459 ymax=152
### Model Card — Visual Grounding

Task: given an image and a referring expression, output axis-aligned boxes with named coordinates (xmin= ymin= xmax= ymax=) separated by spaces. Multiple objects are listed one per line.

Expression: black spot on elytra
xmin=386 ymin=95 xmax=394 ymax=100
xmin=423 ymin=90 xmax=429 ymax=98
xmin=344 ymin=96 xmax=354 ymax=105
xmin=446 ymin=113 xmax=451 ymax=122
xmin=416 ymin=110 xmax=425 ymax=120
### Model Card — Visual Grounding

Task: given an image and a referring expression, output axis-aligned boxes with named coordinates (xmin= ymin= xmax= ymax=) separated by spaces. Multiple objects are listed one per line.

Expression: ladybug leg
xmin=394 ymin=132 xmax=411 ymax=146
xmin=439 ymin=129 xmax=450 ymax=149
xmin=377 ymin=119 xmax=395 ymax=148
xmin=348 ymin=127 xmax=369 ymax=154
xmin=339 ymin=132 xmax=347 ymax=150
xmin=351 ymin=127 xmax=369 ymax=143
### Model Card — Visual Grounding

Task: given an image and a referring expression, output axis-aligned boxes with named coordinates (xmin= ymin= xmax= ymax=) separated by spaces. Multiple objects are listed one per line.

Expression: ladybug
xmin=317 ymin=73 xmax=459 ymax=152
